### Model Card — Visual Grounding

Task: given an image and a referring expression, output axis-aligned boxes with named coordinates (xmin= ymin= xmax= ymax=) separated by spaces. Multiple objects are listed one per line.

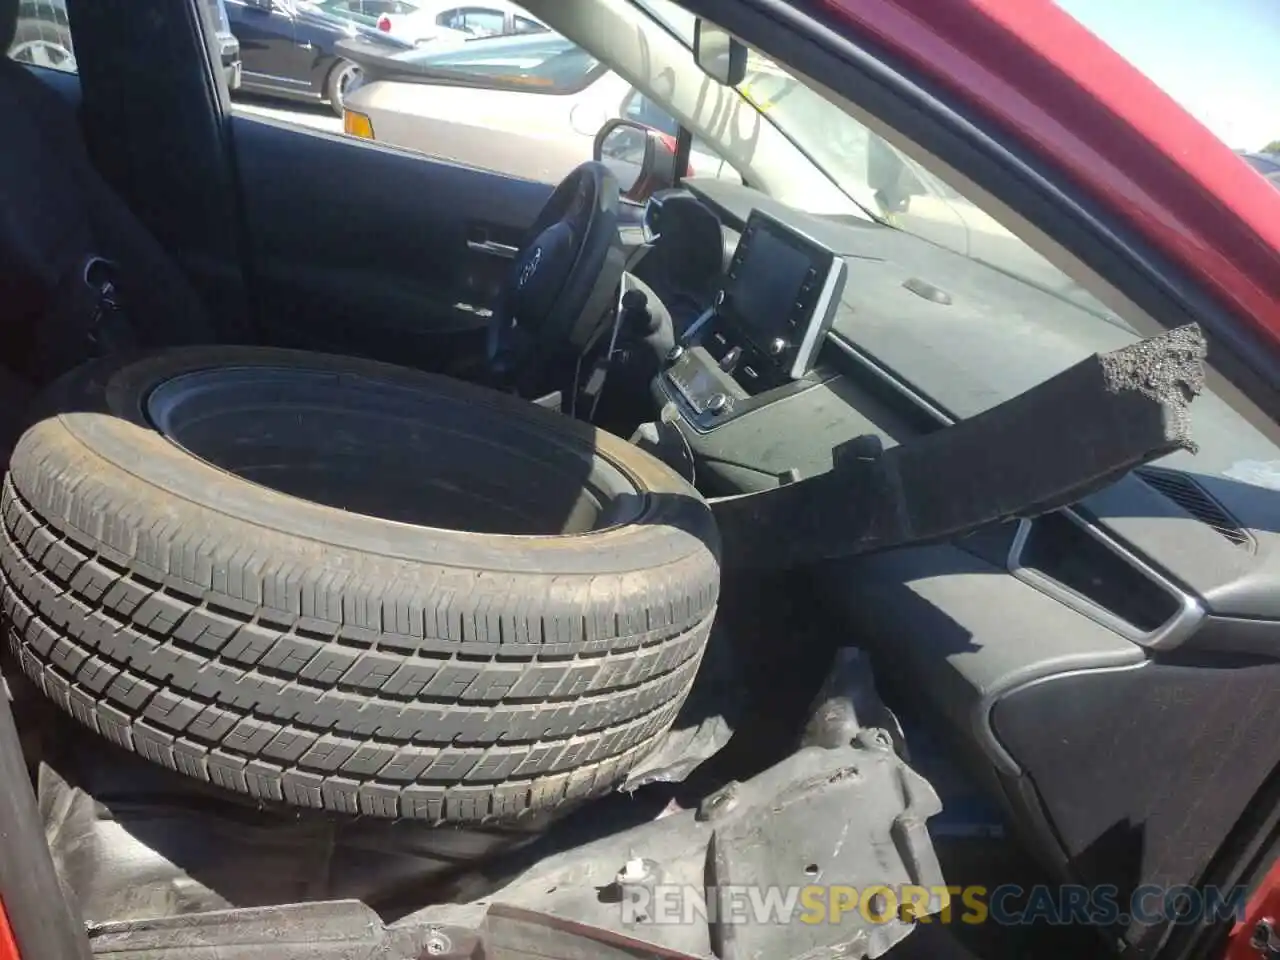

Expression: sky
xmin=1055 ymin=0 xmax=1280 ymax=152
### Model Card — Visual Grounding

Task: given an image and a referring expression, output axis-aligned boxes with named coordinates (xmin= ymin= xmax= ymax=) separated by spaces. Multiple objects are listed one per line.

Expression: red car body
xmin=0 ymin=906 xmax=17 ymax=960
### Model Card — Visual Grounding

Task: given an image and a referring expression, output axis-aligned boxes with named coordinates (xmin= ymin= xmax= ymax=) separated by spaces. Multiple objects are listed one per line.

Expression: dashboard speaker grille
xmin=1136 ymin=468 xmax=1253 ymax=550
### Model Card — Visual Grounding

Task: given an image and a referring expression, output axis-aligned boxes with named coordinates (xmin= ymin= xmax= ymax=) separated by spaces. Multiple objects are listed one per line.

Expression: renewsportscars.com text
xmin=621 ymin=884 xmax=1248 ymax=927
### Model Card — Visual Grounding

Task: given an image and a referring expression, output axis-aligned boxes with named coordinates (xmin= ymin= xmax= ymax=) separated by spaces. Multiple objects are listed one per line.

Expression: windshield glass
xmin=635 ymin=0 xmax=880 ymax=206
xmin=634 ymin=0 xmax=1118 ymax=318
xmin=625 ymin=0 xmax=1280 ymax=472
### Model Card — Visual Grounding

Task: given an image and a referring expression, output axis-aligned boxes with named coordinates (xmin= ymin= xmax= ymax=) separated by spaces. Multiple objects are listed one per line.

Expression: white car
xmin=343 ymin=31 xmax=740 ymax=187
xmin=373 ymin=0 xmax=546 ymax=47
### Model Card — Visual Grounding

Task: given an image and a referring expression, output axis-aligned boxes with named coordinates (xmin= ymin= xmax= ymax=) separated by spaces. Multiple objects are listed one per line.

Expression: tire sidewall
xmin=25 ymin=347 xmax=720 ymax=578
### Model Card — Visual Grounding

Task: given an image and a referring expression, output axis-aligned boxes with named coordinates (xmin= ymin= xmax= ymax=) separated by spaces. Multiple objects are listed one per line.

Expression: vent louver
xmin=1136 ymin=468 xmax=1253 ymax=550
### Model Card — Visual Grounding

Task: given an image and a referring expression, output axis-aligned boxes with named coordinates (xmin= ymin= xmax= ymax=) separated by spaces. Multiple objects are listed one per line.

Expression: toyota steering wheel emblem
xmin=518 ymin=246 xmax=542 ymax=289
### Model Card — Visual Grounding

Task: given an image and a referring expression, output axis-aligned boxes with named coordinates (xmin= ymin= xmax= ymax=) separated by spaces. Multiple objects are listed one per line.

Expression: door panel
xmin=231 ymin=116 xmax=552 ymax=370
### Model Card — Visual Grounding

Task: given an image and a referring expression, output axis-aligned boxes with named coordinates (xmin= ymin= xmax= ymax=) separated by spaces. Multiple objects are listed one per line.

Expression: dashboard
xmin=634 ymin=187 xmax=937 ymax=489
xmin=631 ymin=179 xmax=1280 ymax=624
xmin=624 ymin=179 xmax=1280 ymax=933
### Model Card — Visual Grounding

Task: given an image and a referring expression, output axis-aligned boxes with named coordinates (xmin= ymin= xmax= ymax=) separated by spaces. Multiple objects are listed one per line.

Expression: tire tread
xmin=2 ymin=408 xmax=718 ymax=822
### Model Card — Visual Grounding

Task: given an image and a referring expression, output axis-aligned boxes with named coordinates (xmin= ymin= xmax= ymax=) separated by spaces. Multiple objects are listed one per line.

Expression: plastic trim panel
xmin=1007 ymin=509 xmax=1205 ymax=651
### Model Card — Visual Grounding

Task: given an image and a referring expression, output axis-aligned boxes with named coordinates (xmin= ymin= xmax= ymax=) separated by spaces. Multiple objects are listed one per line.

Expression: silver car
xmin=342 ymin=31 xmax=738 ymax=185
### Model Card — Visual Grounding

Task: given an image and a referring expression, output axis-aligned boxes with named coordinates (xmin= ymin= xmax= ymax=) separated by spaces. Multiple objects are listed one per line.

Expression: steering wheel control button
xmin=707 ymin=392 xmax=730 ymax=415
xmin=769 ymin=337 xmax=790 ymax=356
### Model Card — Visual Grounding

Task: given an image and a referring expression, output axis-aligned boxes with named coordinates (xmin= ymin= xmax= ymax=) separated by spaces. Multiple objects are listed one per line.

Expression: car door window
xmin=437 ymin=7 xmax=507 ymax=38
xmin=208 ymin=0 xmax=724 ymax=192
xmin=512 ymin=16 xmax=546 ymax=35
xmin=6 ymin=0 xmax=78 ymax=73
xmin=332 ymin=33 xmax=617 ymax=184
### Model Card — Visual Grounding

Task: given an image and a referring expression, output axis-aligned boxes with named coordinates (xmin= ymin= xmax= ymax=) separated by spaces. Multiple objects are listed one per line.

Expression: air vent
xmin=1137 ymin=468 xmax=1252 ymax=549
xmin=1018 ymin=512 xmax=1182 ymax=633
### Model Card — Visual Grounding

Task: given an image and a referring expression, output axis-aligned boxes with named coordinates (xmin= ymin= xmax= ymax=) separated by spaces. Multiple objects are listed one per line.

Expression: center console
xmin=659 ymin=208 xmax=847 ymax=430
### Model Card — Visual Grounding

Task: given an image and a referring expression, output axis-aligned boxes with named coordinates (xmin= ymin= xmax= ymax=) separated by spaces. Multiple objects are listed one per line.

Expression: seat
xmin=0 ymin=0 xmax=214 ymax=382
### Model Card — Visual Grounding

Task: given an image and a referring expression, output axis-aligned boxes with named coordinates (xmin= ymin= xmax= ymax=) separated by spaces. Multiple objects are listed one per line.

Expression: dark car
xmin=1242 ymin=151 xmax=1280 ymax=175
xmin=226 ymin=0 xmax=409 ymax=115
xmin=1241 ymin=151 xmax=1280 ymax=191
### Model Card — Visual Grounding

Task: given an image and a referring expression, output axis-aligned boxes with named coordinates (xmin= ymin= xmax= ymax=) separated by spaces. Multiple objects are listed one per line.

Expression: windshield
xmin=635 ymin=0 xmax=884 ymax=209
xmin=634 ymin=0 xmax=1118 ymax=313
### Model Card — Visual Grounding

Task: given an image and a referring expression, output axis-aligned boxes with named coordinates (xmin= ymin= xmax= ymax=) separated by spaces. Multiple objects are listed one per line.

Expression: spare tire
xmin=0 ymin=347 xmax=719 ymax=822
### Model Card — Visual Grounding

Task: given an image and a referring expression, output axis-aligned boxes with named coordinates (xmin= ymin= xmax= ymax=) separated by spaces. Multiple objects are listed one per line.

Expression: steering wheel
xmin=487 ymin=162 xmax=622 ymax=391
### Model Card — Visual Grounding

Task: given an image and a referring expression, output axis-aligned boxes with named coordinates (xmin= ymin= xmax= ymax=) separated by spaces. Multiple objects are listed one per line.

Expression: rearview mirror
xmin=693 ymin=19 xmax=747 ymax=87
xmin=593 ymin=119 xmax=680 ymax=203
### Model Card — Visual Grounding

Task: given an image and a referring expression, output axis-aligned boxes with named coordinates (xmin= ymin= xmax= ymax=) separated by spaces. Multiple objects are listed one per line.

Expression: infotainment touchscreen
xmin=719 ymin=209 xmax=846 ymax=380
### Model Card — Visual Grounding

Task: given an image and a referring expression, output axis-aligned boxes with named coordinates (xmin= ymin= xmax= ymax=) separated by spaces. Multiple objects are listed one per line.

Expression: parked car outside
xmin=226 ymin=0 xmax=410 ymax=115
xmin=1241 ymin=151 xmax=1280 ymax=176
xmin=375 ymin=0 xmax=546 ymax=45
xmin=307 ymin=0 xmax=417 ymax=30
xmin=341 ymin=31 xmax=740 ymax=185
xmin=308 ymin=0 xmax=472 ymax=46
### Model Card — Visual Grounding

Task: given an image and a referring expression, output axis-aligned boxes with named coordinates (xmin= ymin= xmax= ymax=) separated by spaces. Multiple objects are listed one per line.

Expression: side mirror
xmin=693 ymin=18 xmax=747 ymax=87
xmin=867 ymin=135 xmax=926 ymax=214
xmin=593 ymin=118 xmax=680 ymax=203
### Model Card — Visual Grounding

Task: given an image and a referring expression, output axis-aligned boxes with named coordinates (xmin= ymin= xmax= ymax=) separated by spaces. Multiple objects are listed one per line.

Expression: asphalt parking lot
xmin=233 ymin=94 xmax=344 ymax=135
